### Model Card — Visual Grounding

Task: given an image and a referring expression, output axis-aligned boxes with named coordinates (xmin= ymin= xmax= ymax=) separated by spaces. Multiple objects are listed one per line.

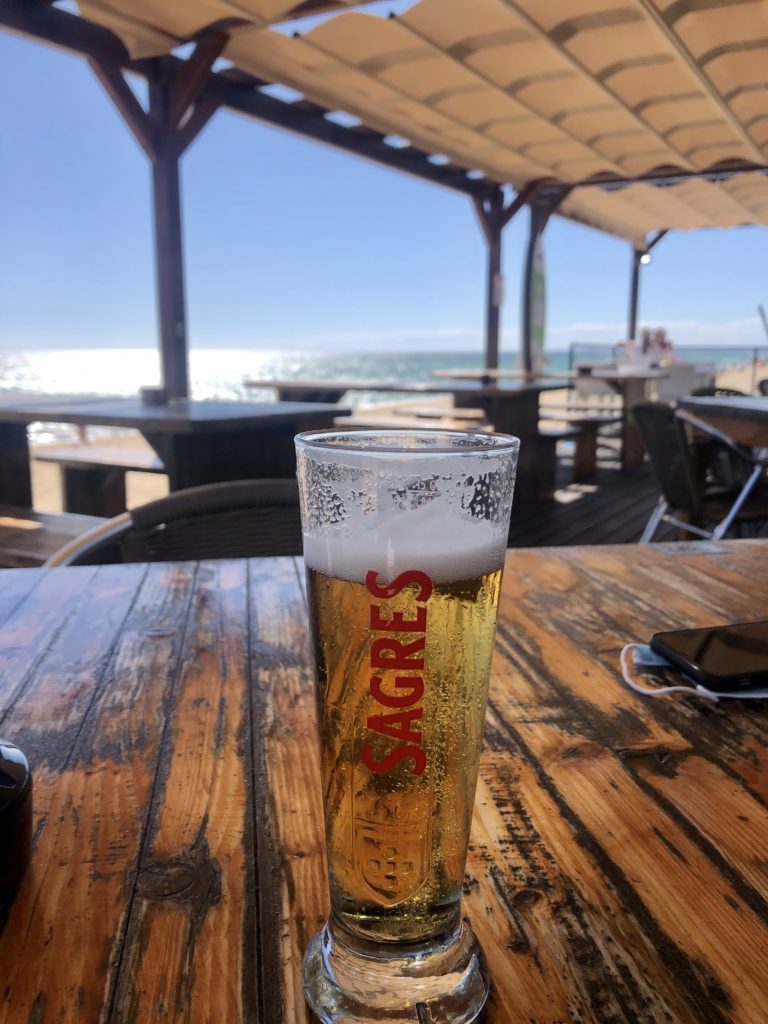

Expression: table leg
xmin=61 ymin=466 xmax=127 ymax=518
xmin=142 ymin=418 xmax=335 ymax=491
xmin=0 ymin=423 xmax=33 ymax=507
xmin=620 ymin=379 xmax=649 ymax=469
xmin=462 ymin=392 xmax=542 ymax=510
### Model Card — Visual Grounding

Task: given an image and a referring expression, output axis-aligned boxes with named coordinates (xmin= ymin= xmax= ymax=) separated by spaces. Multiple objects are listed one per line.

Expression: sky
xmin=0 ymin=15 xmax=766 ymax=356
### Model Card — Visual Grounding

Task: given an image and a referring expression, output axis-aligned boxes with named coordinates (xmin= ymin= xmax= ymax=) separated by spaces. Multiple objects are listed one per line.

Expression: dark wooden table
xmin=1 ymin=542 xmax=767 ymax=1022
xmin=0 ymin=395 xmax=346 ymax=509
xmin=245 ymin=377 xmax=569 ymax=507
xmin=678 ymin=396 xmax=768 ymax=447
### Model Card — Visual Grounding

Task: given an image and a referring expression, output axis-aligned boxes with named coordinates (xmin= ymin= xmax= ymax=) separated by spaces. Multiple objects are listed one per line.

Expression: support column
xmin=482 ymin=190 xmax=503 ymax=371
xmin=149 ymin=82 xmax=189 ymax=401
xmin=88 ymin=37 xmax=226 ymax=402
xmin=626 ymin=229 xmax=667 ymax=344
xmin=627 ymin=246 xmax=642 ymax=341
xmin=472 ymin=183 xmax=536 ymax=371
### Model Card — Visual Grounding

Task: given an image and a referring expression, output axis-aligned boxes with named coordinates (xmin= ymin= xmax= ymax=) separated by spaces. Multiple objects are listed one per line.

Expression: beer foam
xmin=303 ymin=496 xmax=505 ymax=584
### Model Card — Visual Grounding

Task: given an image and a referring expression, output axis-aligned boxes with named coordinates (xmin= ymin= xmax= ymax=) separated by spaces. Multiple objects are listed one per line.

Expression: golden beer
xmin=296 ymin=428 xmax=518 ymax=1023
xmin=307 ymin=566 xmax=502 ymax=943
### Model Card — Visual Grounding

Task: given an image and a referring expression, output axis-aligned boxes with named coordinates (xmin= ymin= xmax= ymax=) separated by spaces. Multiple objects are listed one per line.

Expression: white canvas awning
xmin=72 ymin=0 xmax=768 ymax=245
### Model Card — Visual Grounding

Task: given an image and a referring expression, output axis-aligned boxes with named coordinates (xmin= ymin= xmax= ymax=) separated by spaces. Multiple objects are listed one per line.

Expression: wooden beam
xmin=646 ymin=228 xmax=668 ymax=253
xmin=168 ymin=31 xmax=228 ymax=128
xmin=482 ymin=190 xmax=504 ymax=371
xmin=175 ymin=94 xmax=226 ymax=155
xmin=148 ymin=81 xmax=189 ymax=401
xmin=628 ymin=246 xmax=642 ymax=342
xmin=87 ymin=59 xmax=157 ymax=161
xmin=501 ymin=181 xmax=542 ymax=228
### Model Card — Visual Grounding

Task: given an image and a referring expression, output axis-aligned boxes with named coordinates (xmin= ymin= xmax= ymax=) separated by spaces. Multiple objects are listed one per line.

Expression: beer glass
xmin=295 ymin=429 xmax=519 ymax=1023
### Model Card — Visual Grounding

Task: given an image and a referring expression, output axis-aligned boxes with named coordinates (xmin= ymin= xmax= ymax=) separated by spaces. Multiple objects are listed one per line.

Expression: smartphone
xmin=650 ymin=620 xmax=768 ymax=691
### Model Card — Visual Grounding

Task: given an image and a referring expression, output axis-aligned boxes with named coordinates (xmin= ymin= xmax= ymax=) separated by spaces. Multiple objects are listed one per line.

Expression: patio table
xmin=0 ymin=394 xmax=345 ymax=512
xmin=678 ymin=396 xmax=768 ymax=447
xmin=244 ymin=377 xmax=569 ymax=507
xmin=1 ymin=541 xmax=766 ymax=1022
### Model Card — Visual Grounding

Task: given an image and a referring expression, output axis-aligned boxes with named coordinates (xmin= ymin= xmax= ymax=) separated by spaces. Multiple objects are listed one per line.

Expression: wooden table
xmin=1 ymin=541 xmax=767 ymax=1022
xmin=244 ymin=377 xmax=569 ymax=508
xmin=0 ymin=395 xmax=346 ymax=511
xmin=678 ymin=396 xmax=768 ymax=447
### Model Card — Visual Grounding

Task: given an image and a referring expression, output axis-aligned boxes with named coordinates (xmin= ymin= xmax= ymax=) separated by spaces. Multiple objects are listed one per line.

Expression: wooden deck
xmin=508 ymin=438 xmax=675 ymax=547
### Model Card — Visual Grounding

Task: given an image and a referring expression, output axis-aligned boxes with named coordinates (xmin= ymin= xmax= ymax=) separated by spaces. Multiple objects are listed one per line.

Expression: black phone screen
xmin=651 ymin=620 xmax=768 ymax=688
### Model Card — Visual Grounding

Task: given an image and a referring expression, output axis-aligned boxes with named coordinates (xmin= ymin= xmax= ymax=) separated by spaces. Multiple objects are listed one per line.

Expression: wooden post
xmin=472 ymin=186 xmax=536 ymax=372
xmin=628 ymin=246 xmax=642 ymax=342
xmin=628 ymin=230 xmax=667 ymax=344
xmin=149 ymin=81 xmax=189 ymax=401
xmin=483 ymin=190 xmax=503 ymax=371
xmin=88 ymin=40 xmax=226 ymax=403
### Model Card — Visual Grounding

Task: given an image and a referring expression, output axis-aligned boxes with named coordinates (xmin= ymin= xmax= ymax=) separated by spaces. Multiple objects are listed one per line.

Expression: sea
xmin=1 ymin=344 xmax=764 ymax=444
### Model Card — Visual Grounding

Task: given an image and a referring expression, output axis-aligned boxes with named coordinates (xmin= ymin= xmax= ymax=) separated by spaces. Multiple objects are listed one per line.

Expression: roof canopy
xmin=70 ymin=0 xmax=768 ymax=246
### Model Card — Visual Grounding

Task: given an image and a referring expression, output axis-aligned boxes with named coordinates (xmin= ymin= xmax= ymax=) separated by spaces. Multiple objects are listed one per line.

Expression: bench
xmin=0 ymin=505 xmax=106 ymax=568
xmin=33 ymin=445 xmax=166 ymax=517
xmin=334 ymin=414 xmax=494 ymax=432
xmin=536 ymin=425 xmax=582 ymax=496
xmin=539 ymin=412 xmax=622 ymax=480
xmin=391 ymin=405 xmax=489 ymax=423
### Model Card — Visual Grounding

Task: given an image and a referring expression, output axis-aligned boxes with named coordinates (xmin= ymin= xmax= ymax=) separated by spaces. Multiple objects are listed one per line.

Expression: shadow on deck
xmin=508 ymin=439 xmax=674 ymax=547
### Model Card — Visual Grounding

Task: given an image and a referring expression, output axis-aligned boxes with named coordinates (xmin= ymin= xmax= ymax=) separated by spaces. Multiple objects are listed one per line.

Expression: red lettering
xmin=370 ymin=636 xmax=425 ymax=670
xmin=370 ymin=605 xmax=427 ymax=632
xmin=365 ymin=569 xmax=433 ymax=602
xmin=361 ymin=742 xmax=426 ymax=776
xmin=367 ymin=708 xmax=423 ymax=743
xmin=370 ymin=674 xmax=424 ymax=708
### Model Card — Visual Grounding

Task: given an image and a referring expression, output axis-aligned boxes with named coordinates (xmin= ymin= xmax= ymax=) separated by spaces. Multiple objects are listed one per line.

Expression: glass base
xmin=303 ymin=917 xmax=489 ymax=1023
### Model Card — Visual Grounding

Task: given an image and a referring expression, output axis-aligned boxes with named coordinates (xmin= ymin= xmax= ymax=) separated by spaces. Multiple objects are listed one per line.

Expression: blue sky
xmin=0 ymin=21 xmax=766 ymax=354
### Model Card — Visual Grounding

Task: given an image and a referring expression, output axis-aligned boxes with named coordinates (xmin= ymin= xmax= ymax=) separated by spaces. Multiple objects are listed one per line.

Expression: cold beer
xmin=296 ymin=429 xmax=519 ymax=1024
xmin=307 ymin=564 xmax=502 ymax=943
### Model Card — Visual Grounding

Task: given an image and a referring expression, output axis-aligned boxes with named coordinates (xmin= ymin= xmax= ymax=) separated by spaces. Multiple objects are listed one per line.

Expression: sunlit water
xmin=0 ymin=345 xmax=761 ymax=443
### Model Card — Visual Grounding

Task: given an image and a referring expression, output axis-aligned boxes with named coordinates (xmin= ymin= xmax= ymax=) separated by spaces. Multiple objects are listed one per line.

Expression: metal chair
xmin=632 ymin=402 xmax=768 ymax=542
xmin=758 ymin=379 xmax=768 ymax=397
xmin=45 ymin=479 xmax=303 ymax=566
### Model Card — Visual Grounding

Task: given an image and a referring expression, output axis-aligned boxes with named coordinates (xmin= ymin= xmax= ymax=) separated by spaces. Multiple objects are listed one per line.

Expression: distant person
xmin=643 ymin=327 xmax=676 ymax=365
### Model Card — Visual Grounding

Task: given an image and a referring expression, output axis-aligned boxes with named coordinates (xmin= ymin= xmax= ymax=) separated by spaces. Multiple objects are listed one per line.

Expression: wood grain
xmin=0 ymin=543 xmax=766 ymax=1022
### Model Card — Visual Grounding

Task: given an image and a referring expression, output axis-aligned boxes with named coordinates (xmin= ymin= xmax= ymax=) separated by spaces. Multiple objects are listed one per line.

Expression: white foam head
xmin=302 ymin=493 xmax=505 ymax=583
xmin=296 ymin=432 xmax=518 ymax=584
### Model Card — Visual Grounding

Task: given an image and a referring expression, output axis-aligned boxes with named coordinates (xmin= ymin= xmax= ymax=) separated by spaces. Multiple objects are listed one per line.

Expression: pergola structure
xmin=2 ymin=0 xmax=767 ymax=399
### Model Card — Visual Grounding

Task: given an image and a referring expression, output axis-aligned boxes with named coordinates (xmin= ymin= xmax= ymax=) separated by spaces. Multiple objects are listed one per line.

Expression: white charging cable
xmin=619 ymin=643 xmax=720 ymax=702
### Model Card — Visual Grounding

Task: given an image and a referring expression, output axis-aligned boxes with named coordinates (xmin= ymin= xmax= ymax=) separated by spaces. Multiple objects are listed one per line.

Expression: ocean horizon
xmin=2 ymin=343 xmax=766 ymax=401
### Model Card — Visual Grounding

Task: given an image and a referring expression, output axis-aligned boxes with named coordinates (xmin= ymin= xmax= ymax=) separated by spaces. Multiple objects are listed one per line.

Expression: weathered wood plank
xmin=481 ymin=543 xmax=768 ymax=1023
xmin=108 ymin=559 xmax=256 ymax=1023
xmin=466 ymin=757 xmax=697 ymax=1023
xmin=0 ymin=562 xmax=196 ymax=1023
xmin=0 ymin=567 xmax=43 ymax=627
xmin=0 ymin=564 xmax=100 ymax=714
xmin=248 ymin=557 xmax=325 ymax=1024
